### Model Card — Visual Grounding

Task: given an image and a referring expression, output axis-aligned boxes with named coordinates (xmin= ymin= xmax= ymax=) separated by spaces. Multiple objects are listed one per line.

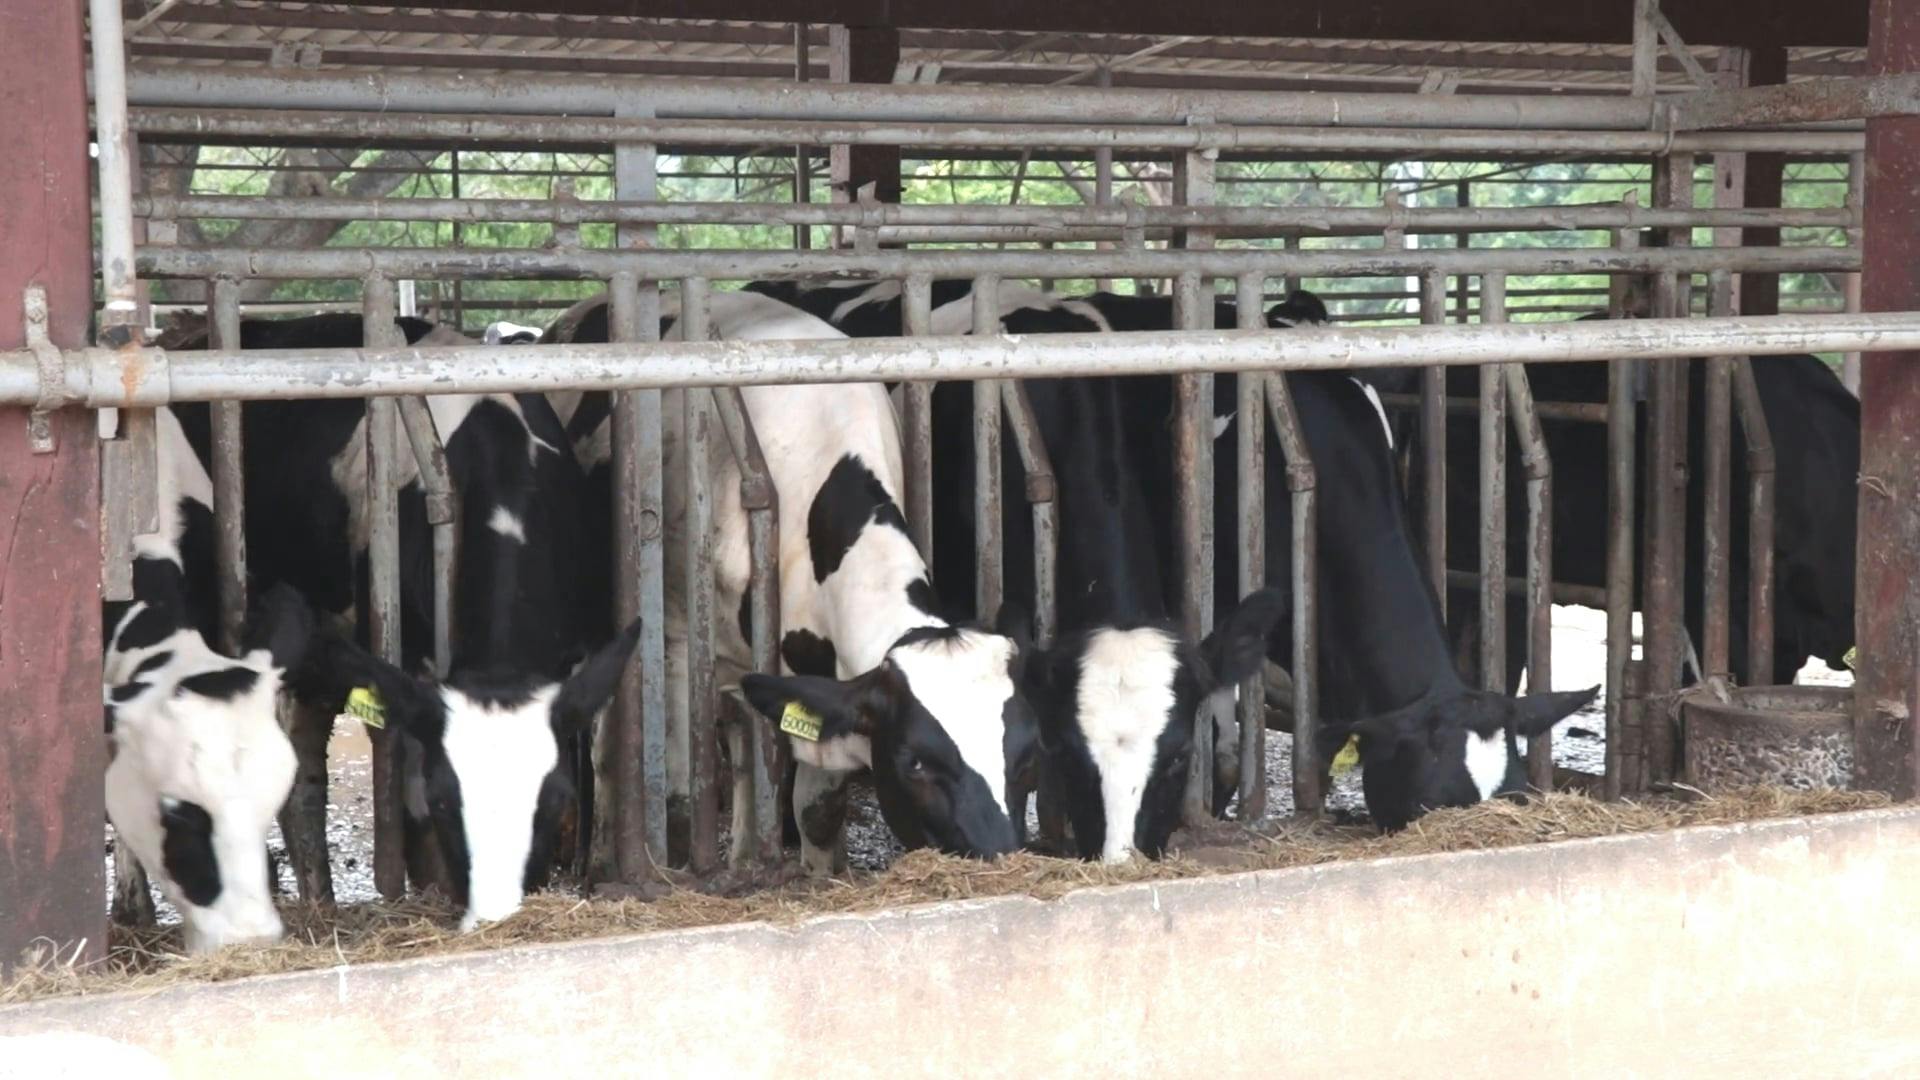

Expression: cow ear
xmin=552 ymin=617 xmax=642 ymax=736
xmin=243 ymin=583 xmax=315 ymax=673
xmin=994 ymin=601 xmax=1034 ymax=653
xmin=1508 ymin=685 xmax=1600 ymax=739
xmin=1199 ymin=588 xmax=1285 ymax=689
xmin=740 ymin=670 xmax=884 ymax=770
xmin=315 ymin=634 xmax=440 ymax=738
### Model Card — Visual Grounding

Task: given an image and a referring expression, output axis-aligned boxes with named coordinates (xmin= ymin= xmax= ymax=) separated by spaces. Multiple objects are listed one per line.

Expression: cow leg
xmin=110 ymin=841 xmax=156 ymax=927
xmin=792 ymin=762 xmax=851 ymax=876
xmin=398 ymin=736 xmax=453 ymax=898
xmin=277 ymin=696 xmax=336 ymax=907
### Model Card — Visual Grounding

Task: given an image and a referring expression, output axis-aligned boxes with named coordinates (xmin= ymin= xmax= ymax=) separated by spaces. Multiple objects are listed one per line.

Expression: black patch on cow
xmin=780 ymin=630 xmax=838 ymax=678
xmin=104 ymin=703 xmax=118 ymax=735
xmin=444 ymin=671 xmax=541 ymax=712
xmin=160 ymin=799 xmax=223 ymax=907
xmin=807 ymin=454 xmax=909 ymax=583
xmin=905 ymin=577 xmax=938 ymax=616
xmin=111 ymin=680 xmax=148 ymax=704
xmin=177 ymin=666 xmax=260 ymax=702
xmin=131 ymin=651 xmax=175 ymax=681
xmin=891 ymin=624 xmax=967 ymax=652
xmin=565 ymin=393 xmax=612 ymax=447
xmin=115 ymin=605 xmax=176 ymax=652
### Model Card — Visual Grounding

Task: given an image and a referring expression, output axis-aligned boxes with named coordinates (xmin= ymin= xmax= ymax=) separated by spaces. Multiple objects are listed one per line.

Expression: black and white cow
xmin=102 ymin=408 xmax=314 ymax=952
xmin=543 ymin=289 xmax=1038 ymax=873
xmin=483 ymin=320 xmax=543 ymax=346
xmin=749 ymin=279 xmax=1289 ymax=859
xmin=1060 ymin=291 xmax=1596 ymax=832
xmin=1400 ymin=342 xmax=1859 ymax=690
xmin=160 ymin=312 xmax=606 ymax=927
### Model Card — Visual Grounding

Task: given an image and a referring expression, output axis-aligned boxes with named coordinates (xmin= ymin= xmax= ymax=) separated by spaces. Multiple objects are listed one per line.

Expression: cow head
xmin=104 ymin=581 xmax=314 ymax=954
xmin=318 ymin=618 xmax=641 ymax=930
xmin=742 ymin=624 xmax=1037 ymax=862
xmin=483 ymin=321 xmax=543 ymax=345
xmin=1316 ymin=684 xmax=1598 ymax=832
xmin=1015 ymin=589 xmax=1284 ymax=862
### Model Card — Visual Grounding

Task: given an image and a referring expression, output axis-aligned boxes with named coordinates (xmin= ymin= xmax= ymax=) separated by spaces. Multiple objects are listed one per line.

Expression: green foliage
xmin=177 ymin=147 xmax=1851 ymax=341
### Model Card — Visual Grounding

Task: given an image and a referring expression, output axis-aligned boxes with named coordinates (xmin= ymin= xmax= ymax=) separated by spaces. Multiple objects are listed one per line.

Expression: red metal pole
xmin=1853 ymin=0 xmax=1920 ymax=799
xmin=0 ymin=0 xmax=106 ymax=974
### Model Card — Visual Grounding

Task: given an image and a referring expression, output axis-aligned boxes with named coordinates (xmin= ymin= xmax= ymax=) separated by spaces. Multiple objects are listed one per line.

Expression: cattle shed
xmin=3 ymin=0 xmax=1920 ymax=1065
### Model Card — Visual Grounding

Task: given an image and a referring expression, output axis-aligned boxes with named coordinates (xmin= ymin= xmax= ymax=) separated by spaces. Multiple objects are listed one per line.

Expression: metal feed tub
xmin=1683 ymin=685 xmax=1855 ymax=792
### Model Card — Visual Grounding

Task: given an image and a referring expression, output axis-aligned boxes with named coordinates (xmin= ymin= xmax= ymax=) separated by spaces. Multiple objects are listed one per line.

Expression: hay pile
xmin=3 ymin=787 xmax=1885 ymax=1005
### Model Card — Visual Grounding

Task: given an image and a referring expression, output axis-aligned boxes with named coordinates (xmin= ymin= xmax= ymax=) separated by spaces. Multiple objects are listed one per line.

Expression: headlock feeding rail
xmin=17 ymin=0 xmax=1919 ymax=920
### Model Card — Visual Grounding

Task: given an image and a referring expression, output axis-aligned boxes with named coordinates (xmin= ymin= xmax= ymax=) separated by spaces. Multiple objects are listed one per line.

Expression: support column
xmin=1853 ymin=0 xmax=1920 ymax=799
xmin=1739 ymin=46 xmax=1789 ymax=318
xmin=0 ymin=0 xmax=105 ymax=974
xmin=827 ymin=25 xmax=901 ymax=213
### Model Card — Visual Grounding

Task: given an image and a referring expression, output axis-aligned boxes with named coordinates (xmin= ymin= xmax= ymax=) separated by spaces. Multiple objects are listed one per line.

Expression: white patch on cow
xmin=134 ymin=408 xmax=213 ymax=567
xmin=1075 ymin=627 xmax=1183 ymax=862
xmin=888 ymin=630 xmax=1019 ymax=815
xmin=484 ymin=320 xmax=543 ymax=345
xmin=487 ymin=506 xmax=528 ymax=543
xmin=1464 ymin=730 xmax=1511 ymax=803
xmin=928 ymin=281 xmax=1116 ymax=337
xmin=828 ymin=280 xmax=903 ymax=324
xmin=1351 ymin=378 xmax=1394 ymax=450
xmin=437 ymin=685 xmax=562 ymax=931
xmin=104 ymin=629 xmax=296 ymax=953
xmin=1212 ymin=413 xmax=1234 ymax=440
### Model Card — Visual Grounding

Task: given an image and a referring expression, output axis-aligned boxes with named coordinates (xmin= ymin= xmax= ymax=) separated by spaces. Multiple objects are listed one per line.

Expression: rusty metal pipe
xmin=902 ymin=276 xmax=935 ymax=561
xmin=680 ymin=278 xmax=719 ymax=874
xmin=393 ymin=395 xmax=455 ymax=677
xmin=971 ymin=276 xmax=1004 ymax=624
xmin=1233 ymin=272 xmax=1268 ymax=820
xmin=1732 ymin=361 xmax=1777 ymax=684
xmin=999 ymin=380 xmax=1058 ymax=647
xmin=1702 ymin=271 xmax=1737 ymax=680
xmin=207 ymin=279 xmax=247 ymax=655
xmin=1264 ymin=371 xmax=1320 ymax=817
xmin=1478 ymin=273 xmax=1510 ymax=696
xmin=1419 ymin=270 xmax=1449 ymax=611
xmin=1505 ymin=361 xmax=1555 ymax=791
xmin=361 ymin=275 xmax=407 ymax=901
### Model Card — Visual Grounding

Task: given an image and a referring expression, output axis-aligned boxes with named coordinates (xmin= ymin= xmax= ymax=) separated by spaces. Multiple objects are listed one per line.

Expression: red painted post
xmin=0 ymin=0 xmax=106 ymax=974
xmin=1854 ymin=0 xmax=1920 ymax=799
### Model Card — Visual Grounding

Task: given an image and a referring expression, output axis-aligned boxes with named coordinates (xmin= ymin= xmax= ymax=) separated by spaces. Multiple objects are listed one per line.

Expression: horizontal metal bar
xmin=127 ymin=105 xmax=1866 ymax=155
xmin=130 ymin=193 xmax=1861 ymax=234
xmin=121 ymin=63 xmax=1677 ymax=129
xmin=15 ymin=313 xmax=1919 ymax=408
xmin=1446 ymin=568 xmax=1609 ymax=609
xmin=1378 ymin=391 xmax=1612 ymax=423
xmin=134 ymin=244 xmax=1858 ymax=283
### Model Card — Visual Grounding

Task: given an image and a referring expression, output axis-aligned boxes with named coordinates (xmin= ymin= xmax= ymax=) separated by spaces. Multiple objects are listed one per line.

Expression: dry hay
xmin=3 ymin=786 xmax=1886 ymax=1006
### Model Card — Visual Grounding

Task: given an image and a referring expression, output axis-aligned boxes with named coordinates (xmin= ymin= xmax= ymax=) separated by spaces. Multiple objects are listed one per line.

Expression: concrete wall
xmin=6 ymin=807 xmax=1920 ymax=1079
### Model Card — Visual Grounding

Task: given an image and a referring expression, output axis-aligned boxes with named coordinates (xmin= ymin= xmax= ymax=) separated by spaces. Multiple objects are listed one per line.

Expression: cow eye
xmin=905 ymin=755 xmax=927 ymax=777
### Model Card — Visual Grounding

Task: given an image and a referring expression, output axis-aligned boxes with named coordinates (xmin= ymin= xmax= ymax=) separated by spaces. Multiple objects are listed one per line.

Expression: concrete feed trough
xmin=1683 ymin=686 xmax=1855 ymax=792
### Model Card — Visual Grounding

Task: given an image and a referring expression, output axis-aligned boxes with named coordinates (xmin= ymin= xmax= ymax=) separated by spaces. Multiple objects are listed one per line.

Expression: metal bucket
xmin=1682 ymin=685 xmax=1854 ymax=792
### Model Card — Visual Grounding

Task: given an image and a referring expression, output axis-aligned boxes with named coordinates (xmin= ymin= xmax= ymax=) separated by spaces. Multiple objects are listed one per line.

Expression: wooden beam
xmin=0 ymin=0 xmax=106 ymax=977
xmin=1853 ymin=0 xmax=1920 ymax=799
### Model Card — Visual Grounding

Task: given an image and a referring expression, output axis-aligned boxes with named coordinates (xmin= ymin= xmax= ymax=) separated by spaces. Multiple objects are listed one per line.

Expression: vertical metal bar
xmin=1233 ymin=273 xmax=1268 ymax=821
xmin=972 ymin=275 xmax=1004 ymax=622
xmin=1703 ymin=270 xmax=1736 ymax=681
xmin=361 ymin=274 xmax=407 ymax=901
xmin=1093 ymin=66 xmax=1114 ymax=294
xmin=902 ymin=275 xmax=935 ymax=561
xmin=1264 ymin=371 xmax=1320 ymax=817
xmin=1453 ymin=181 xmax=1472 ymax=322
xmin=451 ymin=151 xmax=464 ymax=327
xmin=1632 ymin=0 xmax=1661 ymax=97
xmin=1419 ymin=269 xmax=1449 ymax=611
xmin=680 ymin=278 xmax=718 ymax=873
xmin=1001 ymin=380 xmax=1057 ymax=647
xmin=1733 ymin=364 xmax=1777 ymax=684
xmin=208 ymin=279 xmax=246 ymax=655
xmin=608 ymin=271 xmax=666 ymax=879
xmin=1505 ymin=362 xmax=1555 ymax=791
xmin=1478 ymin=273 xmax=1509 ymax=694
xmin=1174 ymin=130 xmax=1218 ymax=824
xmin=712 ymin=386 xmax=780 ymax=864
xmin=395 ymin=396 xmax=455 ymax=678
xmin=1173 ymin=271 xmax=1214 ymax=823
xmin=1843 ymin=149 xmax=1866 ymax=395
xmin=613 ymin=104 xmax=668 ymax=877
xmin=1605 ymin=222 xmax=1642 ymax=801
xmin=793 ymin=23 xmax=812 ymax=252
xmin=1643 ymin=153 xmax=1694 ymax=786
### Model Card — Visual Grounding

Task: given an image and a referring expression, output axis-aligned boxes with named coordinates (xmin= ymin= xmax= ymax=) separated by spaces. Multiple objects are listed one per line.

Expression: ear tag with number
xmin=1330 ymin=734 xmax=1361 ymax=777
xmin=346 ymin=686 xmax=386 ymax=730
xmin=780 ymin=701 xmax=823 ymax=742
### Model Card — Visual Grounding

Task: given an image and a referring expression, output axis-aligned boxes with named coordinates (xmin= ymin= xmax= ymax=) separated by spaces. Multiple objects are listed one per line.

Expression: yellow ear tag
xmin=1843 ymin=645 xmax=1858 ymax=671
xmin=1330 ymin=734 xmax=1361 ymax=777
xmin=779 ymin=701 xmax=822 ymax=742
xmin=346 ymin=686 xmax=386 ymax=730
